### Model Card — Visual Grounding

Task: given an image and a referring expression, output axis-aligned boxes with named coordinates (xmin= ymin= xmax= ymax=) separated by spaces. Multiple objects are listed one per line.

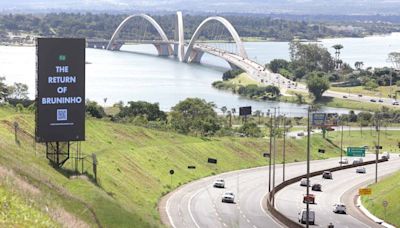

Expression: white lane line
xmin=259 ymin=190 xmax=283 ymax=227
xmin=246 ymin=219 xmax=251 ymax=223
xmin=253 ymin=225 xmax=257 ymax=228
xmin=188 ymin=188 xmax=203 ymax=228
xmin=166 ymin=195 xmax=177 ymax=228
xmin=223 ymin=223 xmax=228 ymax=227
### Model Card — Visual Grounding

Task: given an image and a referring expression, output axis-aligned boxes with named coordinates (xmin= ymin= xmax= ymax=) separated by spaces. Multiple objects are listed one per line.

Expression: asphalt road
xmin=163 ymin=154 xmax=385 ymax=228
xmin=275 ymin=154 xmax=400 ymax=227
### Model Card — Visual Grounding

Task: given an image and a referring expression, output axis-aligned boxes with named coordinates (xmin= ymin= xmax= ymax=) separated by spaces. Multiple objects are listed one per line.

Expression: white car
xmin=333 ymin=203 xmax=346 ymax=214
xmin=339 ymin=158 xmax=348 ymax=164
xmin=213 ymin=179 xmax=225 ymax=188
xmin=300 ymin=178 xmax=310 ymax=187
xmin=356 ymin=167 xmax=366 ymax=173
xmin=352 ymin=158 xmax=363 ymax=164
xmin=298 ymin=209 xmax=315 ymax=225
xmin=393 ymin=101 xmax=399 ymax=105
xmin=221 ymin=191 xmax=235 ymax=203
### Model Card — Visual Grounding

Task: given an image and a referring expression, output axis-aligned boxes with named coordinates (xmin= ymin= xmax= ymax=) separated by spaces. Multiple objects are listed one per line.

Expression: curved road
xmin=161 ymin=154 xmax=388 ymax=228
xmin=275 ymin=154 xmax=400 ymax=227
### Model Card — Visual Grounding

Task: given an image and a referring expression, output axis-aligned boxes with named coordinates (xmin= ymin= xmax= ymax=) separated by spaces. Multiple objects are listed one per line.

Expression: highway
xmin=161 ymin=154 xmax=387 ymax=228
xmin=275 ymin=155 xmax=400 ymax=227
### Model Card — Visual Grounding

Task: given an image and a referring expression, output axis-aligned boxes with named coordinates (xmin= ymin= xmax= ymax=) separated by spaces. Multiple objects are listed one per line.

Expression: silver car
xmin=222 ymin=191 xmax=235 ymax=203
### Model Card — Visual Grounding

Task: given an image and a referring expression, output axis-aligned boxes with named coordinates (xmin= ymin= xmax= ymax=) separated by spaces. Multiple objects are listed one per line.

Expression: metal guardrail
xmin=266 ymin=158 xmax=388 ymax=228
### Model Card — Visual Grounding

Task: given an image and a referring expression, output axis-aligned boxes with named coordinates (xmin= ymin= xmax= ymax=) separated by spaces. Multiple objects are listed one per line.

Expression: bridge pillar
xmin=188 ymin=50 xmax=204 ymax=63
xmin=174 ymin=11 xmax=185 ymax=62
xmin=154 ymin=44 xmax=173 ymax=56
xmin=228 ymin=62 xmax=241 ymax=70
xmin=109 ymin=41 xmax=124 ymax=51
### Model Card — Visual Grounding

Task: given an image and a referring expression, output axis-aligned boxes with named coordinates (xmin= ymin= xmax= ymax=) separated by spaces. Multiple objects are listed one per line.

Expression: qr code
xmin=57 ymin=109 xmax=68 ymax=121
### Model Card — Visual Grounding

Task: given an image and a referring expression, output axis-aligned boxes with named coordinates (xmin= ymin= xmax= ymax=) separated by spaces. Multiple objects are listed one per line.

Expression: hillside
xmin=0 ymin=105 xmax=345 ymax=227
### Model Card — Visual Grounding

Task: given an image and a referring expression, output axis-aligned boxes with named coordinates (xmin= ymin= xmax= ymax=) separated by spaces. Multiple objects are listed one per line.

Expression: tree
xmin=170 ymin=98 xmax=221 ymax=136
xmin=354 ymin=61 xmax=364 ymax=70
xmin=220 ymin=106 xmax=227 ymax=115
xmin=289 ymin=41 xmax=335 ymax=73
xmin=364 ymin=80 xmax=378 ymax=91
xmin=268 ymin=59 xmax=289 ymax=73
xmin=8 ymin=82 xmax=29 ymax=100
xmin=86 ymin=100 xmax=106 ymax=118
xmin=117 ymin=101 xmax=166 ymax=121
xmin=238 ymin=122 xmax=262 ymax=137
xmin=306 ymin=72 xmax=330 ymax=100
xmin=0 ymin=77 xmax=9 ymax=101
xmin=254 ymin=110 xmax=262 ymax=124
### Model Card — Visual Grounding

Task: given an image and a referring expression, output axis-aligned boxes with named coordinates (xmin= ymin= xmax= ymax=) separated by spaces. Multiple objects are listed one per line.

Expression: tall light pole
xmin=340 ymin=122 xmax=344 ymax=166
xmin=268 ymin=110 xmax=272 ymax=192
xmin=375 ymin=114 xmax=381 ymax=183
xmin=306 ymin=106 xmax=311 ymax=228
xmin=272 ymin=108 xmax=277 ymax=206
xmin=282 ymin=115 xmax=287 ymax=182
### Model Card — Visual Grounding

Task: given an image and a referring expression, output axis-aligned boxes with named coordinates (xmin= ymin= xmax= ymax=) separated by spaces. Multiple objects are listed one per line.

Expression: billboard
xmin=35 ymin=38 xmax=85 ymax=142
xmin=312 ymin=113 xmax=339 ymax=127
xmin=239 ymin=106 xmax=252 ymax=116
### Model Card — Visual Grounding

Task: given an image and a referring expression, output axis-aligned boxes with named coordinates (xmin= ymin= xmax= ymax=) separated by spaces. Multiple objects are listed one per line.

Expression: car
xmin=333 ymin=203 xmax=347 ymax=214
xmin=339 ymin=158 xmax=348 ymax=164
xmin=353 ymin=158 xmax=363 ymax=164
xmin=343 ymin=95 xmax=348 ymax=98
xmin=378 ymin=99 xmax=384 ymax=103
xmin=382 ymin=152 xmax=390 ymax=161
xmin=370 ymin=99 xmax=377 ymax=102
xmin=297 ymin=132 xmax=305 ymax=137
xmin=300 ymin=178 xmax=310 ymax=186
xmin=393 ymin=101 xmax=399 ymax=105
xmin=213 ymin=179 xmax=225 ymax=188
xmin=311 ymin=184 xmax=322 ymax=191
xmin=298 ymin=209 xmax=315 ymax=225
xmin=221 ymin=191 xmax=235 ymax=203
xmin=358 ymin=94 xmax=363 ymax=97
xmin=356 ymin=167 xmax=366 ymax=173
xmin=322 ymin=171 xmax=333 ymax=179
xmin=303 ymin=194 xmax=315 ymax=204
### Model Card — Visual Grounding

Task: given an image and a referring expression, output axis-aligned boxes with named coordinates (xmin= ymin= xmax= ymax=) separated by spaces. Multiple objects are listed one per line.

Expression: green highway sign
xmin=347 ymin=147 xmax=366 ymax=157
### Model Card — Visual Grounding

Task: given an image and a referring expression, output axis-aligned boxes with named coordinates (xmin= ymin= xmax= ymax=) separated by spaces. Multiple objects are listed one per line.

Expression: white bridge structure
xmin=88 ymin=11 xmax=293 ymax=89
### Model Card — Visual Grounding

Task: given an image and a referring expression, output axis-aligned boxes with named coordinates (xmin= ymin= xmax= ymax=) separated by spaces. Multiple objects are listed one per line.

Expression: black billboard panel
xmin=35 ymin=38 xmax=85 ymax=142
xmin=239 ymin=106 xmax=252 ymax=116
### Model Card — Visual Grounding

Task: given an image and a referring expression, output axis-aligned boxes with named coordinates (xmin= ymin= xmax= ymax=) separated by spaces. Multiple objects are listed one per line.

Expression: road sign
xmin=359 ymin=188 xmax=372 ymax=195
xmin=347 ymin=147 xmax=366 ymax=157
xmin=263 ymin=152 xmax=270 ymax=158
xmin=239 ymin=106 xmax=252 ymax=116
xmin=188 ymin=166 xmax=196 ymax=169
xmin=312 ymin=113 xmax=338 ymax=127
xmin=318 ymin=149 xmax=325 ymax=153
xmin=383 ymin=200 xmax=388 ymax=208
xmin=208 ymin=158 xmax=217 ymax=164
xmin=375 ymin=145 xmax=383 ymax=149
xmin=169 ymin=169 xmax=174 ymax=175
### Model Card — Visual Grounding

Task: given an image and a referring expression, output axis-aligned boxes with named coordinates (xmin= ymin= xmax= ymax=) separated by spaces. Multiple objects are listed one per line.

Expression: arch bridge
xmin=88 ymin=12 xmax=292 ymax=89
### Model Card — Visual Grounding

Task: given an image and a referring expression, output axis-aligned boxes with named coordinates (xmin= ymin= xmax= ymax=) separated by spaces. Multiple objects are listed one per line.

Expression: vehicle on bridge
xmin=300 ymin=178 xmax=311 ymax=186
xmin=312 ymin=183 xmax=322 ymax=191
xmin=382 ymin=152 xmax=390 ymax=161
xmin=339 ymin=158 xmax=348 ymax=164
xmin=356 ymin=167 xmax=366 ymax=174
xmin=352 ymin=158 xmax=363 ymax=164
xmin=303 ymin=194 xmax=315 ymax=204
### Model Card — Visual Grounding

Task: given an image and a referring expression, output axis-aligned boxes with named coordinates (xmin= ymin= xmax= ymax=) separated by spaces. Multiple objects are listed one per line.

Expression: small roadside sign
xmin=188 ymin=166 xmax=196 ymax=169
xmin=375 ymin=145 xmax=383 ymax=149
xmin=169 ymin=169 xmax=175 ymax=175
xmin=318 ymin=149 xmax=325 ymax=153
xmin=263 ymin=152 xmax=270 ymax=158
xmin=383 ymin=200 xmax=388 ymax=208
xmin=359 ymin=188 xmax=372 ymax=195
xmin=347 ymin=147 xmax=366 ymax=157
xmin=208 ymin=158 xmax=217 ymax=164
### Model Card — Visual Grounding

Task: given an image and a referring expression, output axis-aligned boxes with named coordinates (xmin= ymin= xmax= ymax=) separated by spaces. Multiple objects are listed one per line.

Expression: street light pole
xmin=272 ymin=108 xmax=277 ymax=206
xmin=282 ymin=115 xmax=286 ymax=182
xmin=268 ymin=110 xmax=273 ymax=192
xmin=306 ymin=107 xmax=311 ymax=228
xmin=340 ymin=123 xmax=344 ymax=166
xmin=375 ymin=114 xmax=381 ymax=183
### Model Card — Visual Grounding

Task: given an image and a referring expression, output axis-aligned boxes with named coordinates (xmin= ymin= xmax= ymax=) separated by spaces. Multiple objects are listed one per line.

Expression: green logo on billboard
xmin=58 ymin=55 xmax=66 ymax=61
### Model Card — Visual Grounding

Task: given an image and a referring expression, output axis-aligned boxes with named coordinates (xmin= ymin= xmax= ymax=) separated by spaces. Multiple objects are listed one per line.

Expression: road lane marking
xmin=259 ymin=190 xmax=284 ymax=227
xmin=188 ymin=188 xmax=203 ymax=228
xmin=166 ymin=195 xmax=177 ymax=228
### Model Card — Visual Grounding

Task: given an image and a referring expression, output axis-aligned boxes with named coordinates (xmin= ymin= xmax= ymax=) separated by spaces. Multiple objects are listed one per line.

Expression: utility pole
xmin=282 ymin=115 xmax=286 ymax=182
xmin=268 ymin=110 xmax=272 ymax=192
xmin=272 ymin=108 xmax=277 ymax=206
xmin=306 ymin=107 xmax=311 ymax=228
xmin=340 ymin=123 xmax=344 ymax=166
xmin=375 ymin=114 xmax=381 ymax=183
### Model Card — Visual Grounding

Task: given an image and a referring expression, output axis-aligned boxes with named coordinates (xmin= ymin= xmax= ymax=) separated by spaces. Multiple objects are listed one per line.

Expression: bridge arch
xmin=106 ymin=14 xmax=173 ymax=56
xmin=183 ymin=16 xmax=248 ymax=63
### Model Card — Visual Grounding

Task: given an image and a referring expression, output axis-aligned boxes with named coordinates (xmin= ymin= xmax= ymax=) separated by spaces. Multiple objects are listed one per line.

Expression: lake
xmin=1 ymin=33 xmax=399 ymax=116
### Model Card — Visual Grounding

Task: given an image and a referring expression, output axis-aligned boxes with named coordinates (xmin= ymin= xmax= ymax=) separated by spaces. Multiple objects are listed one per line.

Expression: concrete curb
xmin=357 ymin=196 xmax=396 ymax=228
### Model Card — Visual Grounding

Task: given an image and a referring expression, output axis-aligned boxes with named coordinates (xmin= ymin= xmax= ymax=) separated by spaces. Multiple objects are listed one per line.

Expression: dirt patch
xmin=0 ymin=166 xmax=40 ymax=195
xmin=50 ymin=207 xmax=89 ymax=228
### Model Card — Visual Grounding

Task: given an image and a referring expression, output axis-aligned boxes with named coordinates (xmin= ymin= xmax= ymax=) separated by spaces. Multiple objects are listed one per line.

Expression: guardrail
xmin=266 ymin=158 xmax=387 ymax=228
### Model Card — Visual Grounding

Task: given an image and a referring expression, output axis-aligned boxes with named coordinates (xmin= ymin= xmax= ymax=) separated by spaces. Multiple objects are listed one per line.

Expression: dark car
xmin=370 ymin=99 xmax=376 ymax=102
xmin=312 ymin=184 xmax=322 ymax=191
xmin=322 ymin=171 xmax=333 ymax=179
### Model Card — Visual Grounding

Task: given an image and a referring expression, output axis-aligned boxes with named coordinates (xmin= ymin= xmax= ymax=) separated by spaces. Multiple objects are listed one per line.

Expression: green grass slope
xmin=0 ymin=106 xmax=353 ymax=227
xmin=362 ymin=171 xmax=400 ymax=227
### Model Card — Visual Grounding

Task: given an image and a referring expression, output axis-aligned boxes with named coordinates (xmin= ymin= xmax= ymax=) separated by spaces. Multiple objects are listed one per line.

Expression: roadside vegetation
xmin=361 ymin=171 xmax=400 ymax=227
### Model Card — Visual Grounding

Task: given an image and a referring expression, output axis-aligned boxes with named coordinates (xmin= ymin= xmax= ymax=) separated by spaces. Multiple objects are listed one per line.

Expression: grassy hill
xmin=361 ymin=171 xmax=400 ymax=227
xmin=0 ymin=105 xmax=355 ymax=227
